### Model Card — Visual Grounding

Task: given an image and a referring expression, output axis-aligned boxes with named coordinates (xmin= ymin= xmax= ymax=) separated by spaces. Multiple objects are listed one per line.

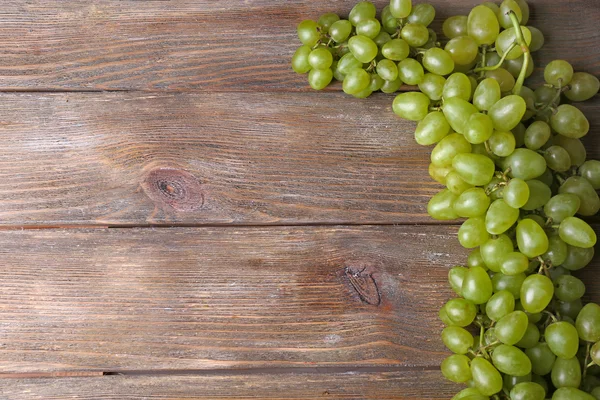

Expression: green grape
xmin=536 ymin=167 xmax=554 ymax=187
xmin=486 ymin=200 xmax=520 ymax=236
xmin=439 ymin=304 xmax=453 ymax=325
xmin=471 ymin=357 xmax=503 ymax=396
xmin=559 ymin=217 xmax=597 ymax=248
xmin=443 ymin=15 xmax=468 ymax=39
xmin=516 ymin=219 xmax=549 ymax=258
xmin=464 ymin=113 xmax=494 ymax=144
xmin=449 ymin=266 xmax=468 ymax=295
xmin=526 ymin=342 xmax=556 ymax=376
xmin=544 ymin=60 xmax=574 ymax=86
xmin=486 ymin=290 xmax=515 ymax=321
xmin=518 ymin=85 xmax=536 ymax=120
xmin=332 ymin=61 xmax=344 ymax=81
xmin=452 ymin=388 xmax=487 ymax=400
xmin=368 ymin=73 xmax=385 ymax=91
xmin=503 ymin=178 xmax=529 ymax=209
xmin=459 ymin=218 xmax=490 ymax=249
xmin=591 ymin=341 xmax=600 ymax=365
xmin=495 ymin=26 xmax=532 ymax=60
xmin=317 ymin=13 xmax=340 ymax=30
xmin=342 ymin=68 xmax=370 ymax=95
xmin=442 ymin=354 xmax=472 ymax=383
xmin=308 ymin=47 xmax=333 ymax=70
xmin=381 ymin=77 xmax=403 ymax=93
xmin=497 ymin=0 xmax=523 ymax=29
xmin=493 ymin=273 xmax=526 ymax=299
xmin=446 ymin=171 xmax=474 ymax=195
xmin=390 ymin=0 xmax=412 ymax=19
xmin=308 ymin=68 xmax=333 ymax=90
xmin=473 ymin=78 xmax=502 ymax=112
xmin=398 ymin=58 xmax=425 ymax=85
xmin=429 ymin=163 xmax=452 ymax=185
xmin=527 ymin=25 xmax=544 ymax=52
xmin=407 ymin=3 xmax=435 ymax=26
xmin=552 ymin=136 xmax=585 ymax=167
xmin=292 ymin=46 xmax=312 ymax=74
xmin=565 ymin=72 xmax=600 ymax=102
xmin=352 ymin=87 xmax=373 ymax=99
xmin=467 ymin=5 xmax=500 ymax=45
xmin=495 ymin=311 xmax=528 ymax=345
xmin=442 ymin=326 xmax=474 ymax=354
xmin=481 ymin=234 xmax=514 ymax=272
xmin=337 ymin=53 xmax=363 ymax=75
xmin=521 ymin=180 xmax=551 ymax=211
xmin=544 ymin=194 xmax=581 ymax=223
xmin=423 ymin=28 xmax=438 ymax=49
xmin=443 ymin=97 xmax=478 ymax=134
xmin=580 ymin=160 xmax=600 ymax=189
xmin=551 ymin=356 xmax=581 ymax=388
xmin=428 ymin=189 xmax=459 ymax=220
xmin=348 ymin=35 xmax=378 ymax=63
xmin=468 ymin=248 xmax=487 ymax=269
xmin=443 ymin=73 xmax=472 ymax=101
xmin=505 ymin=55 xmax=535 ymax=80
xmin=382 ymin=39 xmax=410 ymax=61
xmin=485 ymin=51 xmax=502 ymax=67
xmin=576 ymin=303 xmax=600 ymax=342
xmin=414 ymin=111 xmax=451 ymax=145
xmin=510 ymin=382 xmax=545 ymax=400
xmin=297 ymin=20 xmax=321 ymax=47
xmin=500 ymin=252 xmax=529 ymax=276
xmin=349 ymin=1 xmax=377 ymax=26
xmin=445 ymin=298 xmax=477 ymax=327
xmin=485 ymin=68 xmax=516 ymax=93
xmin=355 ymin=18 xmax=381 ymax=39
xmin=554 ymin=275 xmax=585 ymax=302
xmin=515 ymin=323 xmax=540 ymax=349
xmin=559 ymin=176 xmax=600 ymax=216
xmin=503 ymin=374 xmax=532 ymax=394
xmin=373 ymin=31 xmax=392 ymax=47
xmin=418 ymin=73 xmax=446 ymax=101
xmin=562 ymin=244 xmax=594 ymax=271
xmin=431 ymin=133 xmax=472 ymax=167
xmin=512 ymin=123 xmax=526 ymax=148
xmin=376 ymin=59 xmax=398 ymax=81
xmin=542 ymin=234 xmax=568 ymax=267
xmin=422 ymin=48 xmax=454 ymax=76
xmin=550 ymin=104 xmax=590 ymax=139
xmin=381 ymin=6 xmax=399 ymax=34
xmin=400 ymin=23 xmax=430 ymax=48
xmin=445 ymin=36 xmax=479 ymax=66
xmin=488 ymin=130 xmax=516 ymax=157
xmin=462 ymin=266 xmax=493 ymax=303
xmin=553 ymin=387 xmax=596 ymax=400
xmin=591 ymin=383 xmax=600 ymax=399
xmin=520 ymin=274 xmax=553 ymax=313
xmin=452 ymin=153 xmax=495 ymax=186
xmin=392 ymin=92 xmax=430 ymax=121
xmin=454 ymin=188 xmax=491 ymax=218
xmin=524 ymin=121 xmax=551 ymax=150
xmin=503 ymin=149 xmax=547 ymax=181
xmin=514 ymin=0 xmax=530 ymax=24
xmin=489 ymin=95 xmax=527 ymax=132
xmin=492 ymin=344 xmax=532 ymax=376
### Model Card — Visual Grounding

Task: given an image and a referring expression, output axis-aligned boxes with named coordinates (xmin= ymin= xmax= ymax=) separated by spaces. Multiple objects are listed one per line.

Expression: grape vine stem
xmin=508 ymin=11 xmax=531 ymax=95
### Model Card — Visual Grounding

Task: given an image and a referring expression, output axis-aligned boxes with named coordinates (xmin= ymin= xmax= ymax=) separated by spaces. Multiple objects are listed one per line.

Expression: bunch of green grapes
xmin=293 ymin=0 xmax=600 ymax=399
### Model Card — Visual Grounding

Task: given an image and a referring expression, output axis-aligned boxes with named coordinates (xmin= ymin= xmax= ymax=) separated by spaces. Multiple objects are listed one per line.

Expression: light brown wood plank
xmin=0 ymin=225 xmax=469 ymax=373
xmin=0 ymin=372 xmax=459 ymax=399
xmin=0 ymin=0 xmax=596 ymax=91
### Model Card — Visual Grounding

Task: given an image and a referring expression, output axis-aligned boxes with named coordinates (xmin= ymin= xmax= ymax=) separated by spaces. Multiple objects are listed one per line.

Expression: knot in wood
xmin=141 ymin=168 xmax=204 ymax=212
xmin=344 ymin=263 xmax=381 ymax=306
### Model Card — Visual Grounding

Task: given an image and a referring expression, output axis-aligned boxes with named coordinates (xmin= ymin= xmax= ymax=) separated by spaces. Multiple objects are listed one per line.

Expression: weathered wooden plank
xmin=0 ymin=225 xmax=468 ymax=373
xmin=0 ymin=0 xmax=596 ymax=91
xmin=0 ymin=371 xmax=459 ymax=399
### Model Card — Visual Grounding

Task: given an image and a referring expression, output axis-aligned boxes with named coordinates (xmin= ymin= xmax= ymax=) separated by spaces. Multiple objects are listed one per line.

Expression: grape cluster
xmin=293 ymin=0 xmax=600 ymax=399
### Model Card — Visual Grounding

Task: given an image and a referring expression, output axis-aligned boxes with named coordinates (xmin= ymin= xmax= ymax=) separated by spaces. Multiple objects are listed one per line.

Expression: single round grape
xmin=493 ymin=273 xmax=526 ymax=300
xmin=486 ymin=290 xmax=515 ymax=321
xmin=462 ymin=265 xmax=493 ymax=302
xmin=489 ymin=95 xmax=527 ymax=132
xmin=559 ymin=176 xmax=600 ymax=216
xmin=553 ymin=387 xmax=596 ymax=400
xmin=414 ymin=111 xmax=451 ymax=145
xmin=551 ymin=136 xmax=585 ymax=167
xmin=492 ymin=344 xmax=532 ymax=376
xmin=431 ymin=133 xmax=472 ymax=167
xmin=503 ymin=149 xmax=547 ymax=181
xmin=342 ymin=68 xmax=370 ymax=95
xmin=467 ymin=248 xmax=487 ymax=269
xmin=500 ymin=252 xmax=529 ymax=276
xmin=389 ymin=0 xmax=412 ymax=19
xmin=504 ymin=55 xmax=535 ymax=80
xmin=439 ymin=304 xmax=453 ymax=326
xmin=317 ymin=13 xmax=339 ymax=30
xmin=376 ymin=59 xmax=398 ymax=81
xmin=510 ymin=382 xmax=545 ymax=400
xmin=443 ymin=73 xmax=471 ymax=101
xmin=515 ymin=323 xmax=540 ymax=349
xmin=543 ymin=234 xmax=568 ymax=267
xmin=524 ymin=121 xmax=551 ymax=150
xmin=348 ymin=35 xmax=378 ymax=63
xmin=551 ymin=356 xmax=581 ymax=389
xmin=576 ymin=303 xmax=600 ymax=342
xmin=518 ymin=85 xmax=536 ymax=121
xmin=503 ymin=178 xmax=529 ymax=209
xmin=467 ymin=5 xmax=500 ymax=45
xmin=337 ymin=53 xmax=363 ymax=76
xmin=381 ymin=39 xmax=410 ymax=61
xmin=422 ymin=48 xmax=454 ymax=76
xmin=407 ymin=3 xmax=435 ymax=26
xmin=380 ymin=77 xmax=403 ymax=94
xmin=554 ymin=275 xmax=585 ymax=303
xmin=449 ymin=266 xmax=468 ymax=295
xmin=495 ymin=26 xmax=532 ymax=60
xmin=398 ymin=58 xmax=425 ymax=85
xmin=428 ymin=189 xmax=459 ymax=220
xmin=297 ymin=20 xmax=321 ymax=47
xmin=400 ymin=23 xmax=429 ymax=48
xmin=579 ymin=160 xmax=600 ymax=189
xmin=352 ymin=87 xmax=373 ymax=99
xmin=464 ymin=113 xmax=494 ymax=144
xmin=452 ymin=388 xmax=487 ymax=400
xmin=495 ymin=310 xmax=528 ymax=345
xmin=526 ymin=342 xmax=556 ymax=376
xmin=429 ymin=163 xmax=452 ymax=185
xmin=471 ymin=357 xmax=503 ymax=396
xmin=442 ymin=326 xmax=474 ymax=355
xmin=516 ymin=219 xmax=549 ymax=258
xmin=442 ymin=354 xmax=472 ymax=383
xmin=544 ymin=60 xmax=574 ymax=86
xmin=442 ymin=15 xmax=468 ymax=39
xmin=453 ymin=188 xmax=490 ymax=219
xmin=308 ymin=47 xmax=333 ymax=70
xmin=565 ymin=72 xmax=600 ymax=102
xmin=445 ymin=36 xmax=479 ymax=66
xmin=446 ymin=171 xmax=474 ymax=195
xmin=291 ymin=46 xmax=312 ymax=74
xmin=445 ymin=298 xmax=477 ymax=327
xmin=525 ymin=25 xmax=545 ymax=53
xmin=442 ymin=97 xmax=478 ymax=134
xmin=544 ymin=194 xmax=581 ymax=223
xmin=373 ymin=31 xmax=392 ymax=47
xmin=459 ymin=217 xmax=490 ymax=249
xmin=355 ymin=18 xmax=381 ymax=39
xmin=520 ymin=274 xmax=553 ymax=314
xmin=486 ymin=200 xmax=520 ymax=236
xmin=562 ymin=244 xmax=594 ymax=271
xmin=591 ymin=341 xmax=600 ymax=365
xmin=559 ymin=217 xmax=597 ymax=248
xmin=497 ymin=0 xmax=523 ymax=29
xmin=349 ymin=1 xmax=377 ymax=26
xmin=308 ymin=68 xmax=333 ymax=90
xmin=452 ymin=153 xmax=495 ymax=186
xmin=521 ymin=180 xmax=551 ymax=211
xmin=550 ymin=104 xmax=590 ymax=139
xmin=393 ymin=92 xmax=431 ymax=121
xmin=368 ymin=73 xmax=385 ymax=91
xmin=473 ymin=78 xmax=501 ymax=112
xmin=488 ymin=130 xmax=516 ymax=157
xmin=485 ymin=68 xmax=516 ymax=93
xmin=381 ymin=5 xmax=398 ymax=34
xmin=481 ymin=234 xmax=514 ymax=272
xmin=418 ymin=73 xmax=446 ymax=101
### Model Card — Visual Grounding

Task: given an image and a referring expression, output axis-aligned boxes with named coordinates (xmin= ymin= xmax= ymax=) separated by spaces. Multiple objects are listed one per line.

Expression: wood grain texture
xmin=0 ymin=372 xmax=459 ymax=399
xmin=0 ymin=0 xmax=596 ymax=91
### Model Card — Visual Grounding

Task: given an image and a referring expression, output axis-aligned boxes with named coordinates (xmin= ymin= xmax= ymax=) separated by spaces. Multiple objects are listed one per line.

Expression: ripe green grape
xmin=459 ymin=217 xmax=490 ymax=249
xmin=297 ymin=20 xmax=321 ymax=47
xmin=317 ymin=13 xmax=339 ymax=30
xmin=342 ymin=68 xmax=370 ymax=95
xmin=496 ymin=26 xmax=532 ymax=60
xmin=449 ymin=266 xmax=468 ymax=295
xmin=401 ymin=23 xmax=430 ymax=47
xmin=467 ymin=5 xmax=500 ymax=45
xmin=337 ymin=53 xmax=363 ymax=75
xmin=486 ymin=200 xmax=520 ymax=236
xmin=486 ymin=290 xmax=515 ymax=321
xmin=503 ymin=178 xmax=529 ymax=209
xmin=418 ymin=73 xmax=446 ymax=101
xmin=390 ymin=0 xmax=412 ymax=19
xmin=431 ymin=133 xmax=472 ymax=167
xmin=381 ymin=6 xmax=398 ymax=34
xmin=543 ymin=234 xmax=569 ymax=267
xmin=452 ymin=388 xmax=487 ymax=400
xmin=515 ymin=323 xmax=540 ymax=349
xmin=454 ymin=188 xmax=490 ymax=218
xmin=407 ymin=3 xmax=435 ymax=26
xmin=392 ymin=92 xmax=430 ymax=121
xmin=554 ymin=275 xmax=586 ymax=302
xmin=546 ymin=321 xmax=579 ymax=359
xmin=559 ymin=176 xmax=600 ymax=216
xmin=382 ymin=39 xmax=410 ymax=61
xmin=381 ymin=77 xmax=403 ymax=93
xmin=292 ymin=46 xmax=312 ymax=74
xmin=308 ymin=68 xmax=333 ymax=90
xmin=562 ymin=244 xmax=594 ymax=271
xmin=579 ymin=160 xmax=600 ymax=189
xmin=442 ymin=326 xmax=474 ymax=355
xmin=500 ymin=252 xmax=529 ymax=276
xmin=452 ymin=153 xmax=495 ymax=186
xmin=414 ymin=111 xmax=451 ymax=145
xmin=505 ymin=55 xmax=535 ymax=80
xmin=398 ymin=58 xmax=425 ymax=85
xmin=497 ymin=0 xmax=522 ymax=29
xmin=551 ymin=135 xmax=585 ymax=167
xmin=329 ymin=19 xmax=353 ymax=43
xmin=551 ymin=356 xmax=582 ymax=389
xmin=559 ymin=217 xmax=597 ymax=248
xmin=524 ymin=121 xmax=551 ymax=150
xmin=464 ymin=113 xmax=494 ymax=144
xmin=550 ymin=104 xmax=590 ymax=139
xmin=521 ymin=180 xmax=551 ymax=211
xmin=443 ymin=97 xmax=478 ymax=134
xmin=503 ymin=149 xmax=547 ymax=181
xmin=544 ymin=193 xmax=581 ymax=223
xmin=376 ymin=59 xmax=398 ymax=81
xmin=442 ymin=354 xmax=472 ymax=383
xmin=565 ymin=72 xmax=600 ymax=102
xmin=492 ymin=344 xmax=532 ymax=376
xmin=443 ymin=73 xmax=472 ymax=101
xmin=544 ymin=59 xmax=574 ymax=86
xmin=445 ymin=298 xmax=477 ymax=327
xmin=428 ymin=189 xmax=459 ymax=220
xmin=462 ymin=266 xmax=493 ymax=303
xmin=429 ymin=163 xmax=452 ymax=185
xmin=526 ymin=342 xmax=556 ymax=376
xmin=471 ymin=357 xmax=503 ymax=396
xmin=446 ymin=171 xmax=474 ymax=195
xmin=495 ymin=310 xmax=528 ymax=345
xmin=355 ymin=18 xmax=381 ymax=39
xmin=422 ymin=48 xmax=455 ymax=76
xmin=348 ymin=35 xmax=378 ymax=63
xmin=553 ymin=387 xmax=596 ymax=400
xmin=373 ymin=31 xmax=392 ymax=47
xmin=473 ymin=78 xmax=502 ymax=112
xmin=544 ymin=145 xmax=572 ymax=172
xmin=489 ymin=95 xmax=527 ymax=132
xmin=368 ymin=73 xmax=385 ymax=91
xmin=445 ymin=36 xmax=479 ymax=66
xmin=493 ymin=273 xmax=526 ymax=299
xmin=520 ymin=274 xmax=553 ymax=314
xmin=576 ymin=303 xmax=600 ymax=342
xmin=485 ymin=67 xmax=516 ymax=93
xmin=442 ymin=15 xmax=468 ymax=39
xmin=349 ymin=1 xmax=377 ymax=26
xmin=510 ymin=382 xmax=545 ymax=400
xmin=488 ymin=130 xmax=516 ymax=157
xmin=516 ymin=219 xmax=549 ymax=258
xmin=308 ymin=47 xmax=333 ymax=70
xmin=481 ymin=234 xmax=514 ymax=272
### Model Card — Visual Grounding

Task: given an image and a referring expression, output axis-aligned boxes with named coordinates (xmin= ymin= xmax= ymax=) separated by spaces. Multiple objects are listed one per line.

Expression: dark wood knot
xmin=141 ymin=168 xmax=204 ymax=212
xmin=344 ymin=263 xmax=381 ymax=306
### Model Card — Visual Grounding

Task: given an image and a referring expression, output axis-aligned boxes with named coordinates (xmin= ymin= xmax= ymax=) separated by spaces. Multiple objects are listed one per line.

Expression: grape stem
xmin=472 ymin=42 xmax=518 ymax=73
xmin=583 ymin=342 xmax=591 ymax=378
xmin=508 ymin=11 xmax=531 ymax=95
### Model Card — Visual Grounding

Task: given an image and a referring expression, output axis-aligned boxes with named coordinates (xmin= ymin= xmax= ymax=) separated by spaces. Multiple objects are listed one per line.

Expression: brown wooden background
xmin=0 ymin=1 xmax=598 ymax=398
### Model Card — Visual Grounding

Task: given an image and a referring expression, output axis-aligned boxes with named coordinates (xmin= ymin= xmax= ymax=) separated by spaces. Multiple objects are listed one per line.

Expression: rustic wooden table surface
xmin=0 ymin=0 xmax=598 ymax=398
